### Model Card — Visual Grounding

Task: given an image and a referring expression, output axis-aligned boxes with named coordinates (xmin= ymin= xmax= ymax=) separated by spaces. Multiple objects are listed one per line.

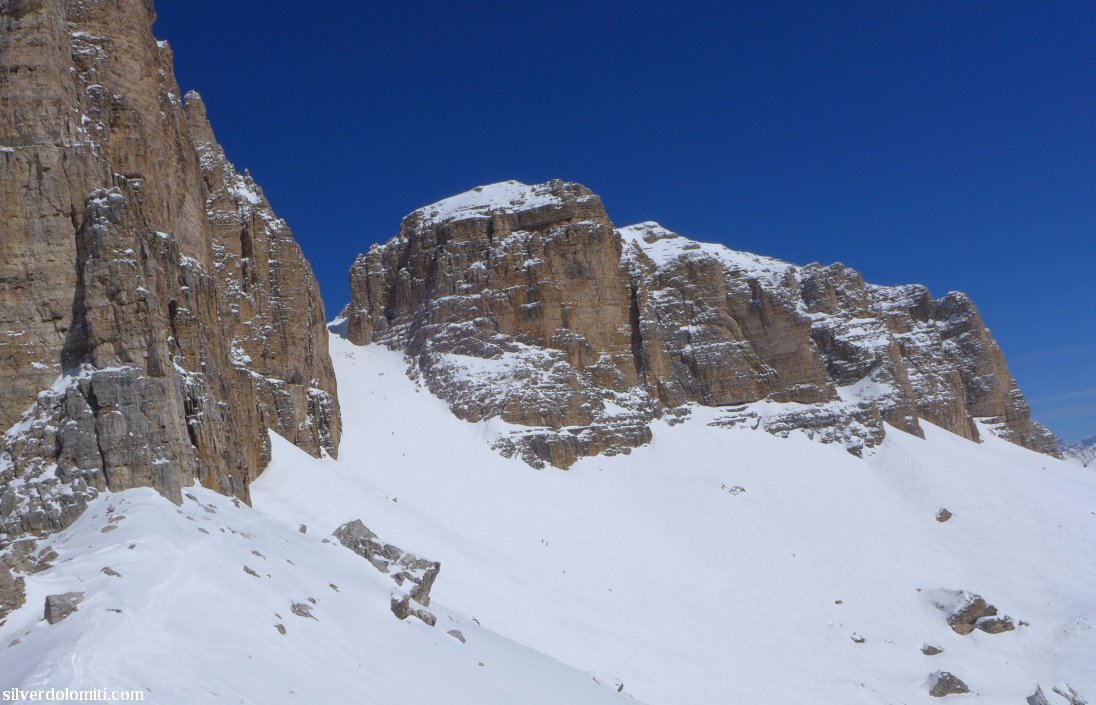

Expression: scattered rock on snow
xmin=275 ymin=624 xmax=287 ymax=635
xmin=936 ymin=508 xmax=953 ymax=522
xmin=389 ymin=593 xmax=436 ymax=626
xmin=938 ymin=587 xmax=1012 ymax=635
xmin=243 ymin=566 xmax=259 ymax=578
xmin=44 ymin=592 xmax=84 ymax=624
xmin=850 ymin=633 xmax=866 ymax=643
xmin=929 ymin=671 xmax=970 ymax=697
xmin=391 ymin=593 xmax=412 ymax=620
xmin=976 ymin=614 xmax=1015 ymax=634
xmin=447 ymin=629 xmax=466 ymax=644
xmin=101 ymin=567 xmax=121 ymax=577
xmin=291 ymin=602 xmax=316 ymax=620
xmin=921 ymin=643 xmax=945 ymax=656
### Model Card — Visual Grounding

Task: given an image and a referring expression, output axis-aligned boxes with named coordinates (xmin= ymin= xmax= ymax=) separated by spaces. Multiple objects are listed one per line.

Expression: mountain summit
xmin=345 ymin=179 xmax=1057 ymax=467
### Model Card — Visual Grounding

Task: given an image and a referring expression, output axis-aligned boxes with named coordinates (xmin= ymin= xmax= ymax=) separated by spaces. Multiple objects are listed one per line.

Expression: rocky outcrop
xmin=345 ymin=180 xmax=1056 ymax=467
xmin=0 ymin=0 xmax=340 ymax=541
xmin=0 ymin=564 xmax=25 ymax=625
xmin=333 ymin=519 xmax=440 ymax=624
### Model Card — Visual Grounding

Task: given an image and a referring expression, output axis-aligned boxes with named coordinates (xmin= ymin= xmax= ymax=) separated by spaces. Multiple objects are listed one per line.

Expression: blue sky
xmin=155 ymin=1 xmax=1095 ymax=442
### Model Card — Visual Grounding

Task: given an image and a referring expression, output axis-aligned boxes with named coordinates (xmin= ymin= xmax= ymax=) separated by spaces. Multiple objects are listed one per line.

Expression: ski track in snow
xmin=2 ymin=333 xmax=1095 ymax=704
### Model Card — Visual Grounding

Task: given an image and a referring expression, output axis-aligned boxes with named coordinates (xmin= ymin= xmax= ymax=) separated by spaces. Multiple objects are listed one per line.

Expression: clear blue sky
xmin=155 ymin=1 xmax=1095 ymax=443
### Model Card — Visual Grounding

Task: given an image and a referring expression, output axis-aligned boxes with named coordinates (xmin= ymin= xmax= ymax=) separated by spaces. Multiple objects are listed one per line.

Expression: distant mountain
xmin=1063 ymin=436 xmax=1096 ymax=467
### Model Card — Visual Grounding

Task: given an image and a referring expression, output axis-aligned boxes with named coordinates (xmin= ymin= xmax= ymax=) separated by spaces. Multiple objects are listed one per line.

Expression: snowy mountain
xmin=346 ymin=180 xmax=1058 ymax=470
xmin=2 ymin=332 xmax=1092 ymax=704
xmin=1 ymin=3 xmax=1092 ymax=704
xmin=1063 ymin=436 xmax=1096 ymax=468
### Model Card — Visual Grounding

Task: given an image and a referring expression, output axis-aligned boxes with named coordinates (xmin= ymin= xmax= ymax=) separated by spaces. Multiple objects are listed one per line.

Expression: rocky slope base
xmin=346 ymin=180 xmax=1056 ymax=467
xmin=0 ymin=0 xmax=340 ymax=545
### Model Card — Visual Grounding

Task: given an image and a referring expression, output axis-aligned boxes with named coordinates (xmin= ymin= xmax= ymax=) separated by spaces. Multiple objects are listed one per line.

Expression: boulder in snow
xmin=929 ymin=671 xmax=970 ymax=697
xmin=976 ymin=614 xmax=1015 ymax=634
xmin=44 ymin=592 xmax=84 ymax=624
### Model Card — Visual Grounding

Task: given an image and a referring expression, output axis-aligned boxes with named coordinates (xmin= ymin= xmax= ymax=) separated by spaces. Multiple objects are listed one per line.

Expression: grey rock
xmin=413 ymin=608 xmax=437 ymax=626
xmin=1052 ymin=684 xmax=1088 ymax=705
xmin=100 ymin=567 xmax=121 ymax=577
xmin=1029 ymin=685 xmax=1051 ymax=705
xmin=921 ymin=643 xmax=945 ymax=656
xmin=290 ymin=602 xmax=316 ymax=620
xmin=390 ymin=594 xmax=412 ymax=620
xmin=44 ymin=592 xmax=84 ymax=624
xmin=0 ymin=565 xmax=26 ymax=624
xmin=976 ymin=614 xmax=1015 ymax=634
xmin=929 ymin=671 xmax=970 ymax=697
xmin=936 ymin=508 xmax=953 ymax=522
xmin=334 ymin=519 xmax=441 ymax=606
xmin=943 ymin=591 xmax=997 ymax=635
xmin=447 ymin=629 xmax=466 ymax=644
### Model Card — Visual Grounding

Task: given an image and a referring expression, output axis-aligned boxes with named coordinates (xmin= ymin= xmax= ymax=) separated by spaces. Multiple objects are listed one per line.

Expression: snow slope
xmin=2 ymin=331 xmax=1094 ymax=704
xmin=0 ymin=486 xmax=633 ymax=704
xmin=253 ymin=335 xmax=1096 ymax=704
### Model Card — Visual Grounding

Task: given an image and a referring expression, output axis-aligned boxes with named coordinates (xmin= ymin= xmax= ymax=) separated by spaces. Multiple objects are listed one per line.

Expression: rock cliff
xmin=0 ymin=0 xmax=340 ymax=540
xmin=346 ymin=180 xmax=1056 ymax=467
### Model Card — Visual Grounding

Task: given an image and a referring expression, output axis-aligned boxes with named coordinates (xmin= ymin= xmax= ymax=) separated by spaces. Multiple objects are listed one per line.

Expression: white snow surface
xmin=2 ymin=333 xmax=1095 ymax=704
xmin=620 ymin=220 xmax=794 ymax=283
xmin=408 ymin=180 xmax=572 ymax=227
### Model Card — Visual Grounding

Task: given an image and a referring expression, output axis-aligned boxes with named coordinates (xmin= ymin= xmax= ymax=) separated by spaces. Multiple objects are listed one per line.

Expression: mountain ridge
xmin=345 ymin=179 xmax=1057 ymax=467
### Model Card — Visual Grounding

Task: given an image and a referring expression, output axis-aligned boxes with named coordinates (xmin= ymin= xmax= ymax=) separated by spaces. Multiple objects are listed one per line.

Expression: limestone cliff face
xmin=347 ymin=180 xmax=1056 ymax=467
xmin=0 ymin=0 xmax=340 ymax=540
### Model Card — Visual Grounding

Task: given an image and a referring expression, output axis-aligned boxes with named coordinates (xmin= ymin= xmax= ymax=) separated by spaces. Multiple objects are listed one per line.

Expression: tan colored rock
xmin=929 ymin=671 xmax=969 ymax=697
xmin=0 ymin=0 xmax=339 ymax=540
xmin=346 ymin=180 xmax=1054 ymax=467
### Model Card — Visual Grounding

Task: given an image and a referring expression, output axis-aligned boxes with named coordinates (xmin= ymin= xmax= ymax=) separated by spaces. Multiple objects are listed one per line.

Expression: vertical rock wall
xmin=0 ymin=0 xmax=340 ymax=539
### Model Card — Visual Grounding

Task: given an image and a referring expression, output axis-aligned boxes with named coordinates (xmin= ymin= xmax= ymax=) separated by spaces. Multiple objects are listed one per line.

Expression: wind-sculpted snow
xmin=347 ymin=181 xmax=1057 ymax=467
